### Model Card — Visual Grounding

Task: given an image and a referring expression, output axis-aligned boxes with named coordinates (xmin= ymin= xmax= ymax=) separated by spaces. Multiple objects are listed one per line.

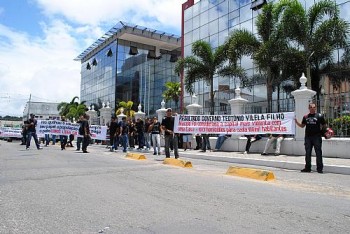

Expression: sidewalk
xmin=92 ymin=144 xmax=350 ymax=175
xmin=178 ymin=149 xmax=350 ymax=175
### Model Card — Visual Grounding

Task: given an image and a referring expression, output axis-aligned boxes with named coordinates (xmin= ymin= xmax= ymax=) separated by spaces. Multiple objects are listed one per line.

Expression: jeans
xmin=82 ymin=136 xmax=90 ymax=152
xmin=120 ymin=134 xmax=128 ymax=152
xmin=304 ymin=135 xmax=323 ymax=171
xmin=76 ymin=137 xmax=82 ymax=150
xmin=215 ymin=136 xmax=227 ymax=150
xmin=26 ymin=132 xmax=40 ymax=149
xmin=60 ymin=135 xmax=67 ymax=149
xmin=201 ymin=134 xmax=211 ymax=151
xmin=44 ymin=134 xmax=50 ymax=146
xmin=151 ymin=134 xmax=161 ymax=154
xmin=144 ymin=132 xmax=151 ymax=149
xmin=164 ymin=134 xmax=179 ymax=158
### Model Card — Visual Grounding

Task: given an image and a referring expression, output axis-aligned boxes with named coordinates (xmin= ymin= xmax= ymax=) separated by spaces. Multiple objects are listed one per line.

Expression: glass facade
xmin=183 ymin=0 xmax=350 ymax=114
xmin=78 ymin=23 xmax=181 ymax=116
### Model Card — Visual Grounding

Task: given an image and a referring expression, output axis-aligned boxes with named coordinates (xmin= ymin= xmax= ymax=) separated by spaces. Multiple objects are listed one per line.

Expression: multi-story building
xmin=181 ymin=0 xmax=350 ymax=115
xmin=75 ymin=21 xmax=181 ymax=116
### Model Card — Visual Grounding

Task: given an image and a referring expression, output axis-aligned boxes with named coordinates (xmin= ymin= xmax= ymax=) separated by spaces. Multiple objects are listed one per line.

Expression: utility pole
xmin=27 ymin=94 xmax=31 ymax=120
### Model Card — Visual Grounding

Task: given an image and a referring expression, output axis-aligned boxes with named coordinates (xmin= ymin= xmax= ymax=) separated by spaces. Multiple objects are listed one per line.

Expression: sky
xmin=0 ymin=0 xmax=189 ymax=117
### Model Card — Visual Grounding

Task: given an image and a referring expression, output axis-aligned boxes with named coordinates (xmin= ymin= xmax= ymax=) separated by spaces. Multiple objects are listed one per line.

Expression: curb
xmin=125 ymin=153 xmax=147 ymax=160
xmin=181 ymin=153 xmax=350 ymax=175
xmin=226 ymin=166 xmax=275 ymax=181
xmin=163 ymin=158 xmax=193 ymax=168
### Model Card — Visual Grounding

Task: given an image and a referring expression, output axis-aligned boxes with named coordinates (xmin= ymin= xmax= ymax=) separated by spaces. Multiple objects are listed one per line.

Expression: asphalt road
xmin=0 ymin=141 xmax=349 ymax=234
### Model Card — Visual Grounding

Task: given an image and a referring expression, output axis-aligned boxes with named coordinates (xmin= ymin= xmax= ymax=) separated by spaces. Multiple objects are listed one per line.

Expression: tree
xmin=275 ymin=0 xmax=349 ymax=95
xmin=223 ymin=1 xmax=309 ymax=112
xmin=221 ymin=29 xmax=260 ymax=89
xmin=115 ymin=101 xmax=135 ymax=117
xmin=162 ymin=81 xmax=181 ymax=111
xmin=175 ymin=40 xmax=226 ymax=114
xmin=57 ymin=96 xmax=87 ymax=121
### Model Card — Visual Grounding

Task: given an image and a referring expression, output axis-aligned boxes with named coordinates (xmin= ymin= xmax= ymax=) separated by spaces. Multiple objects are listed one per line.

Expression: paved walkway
xmin=85 ymin=144 xmax=350 ymax=175
xmin=178 ymin=149 xmax=350 ymax=175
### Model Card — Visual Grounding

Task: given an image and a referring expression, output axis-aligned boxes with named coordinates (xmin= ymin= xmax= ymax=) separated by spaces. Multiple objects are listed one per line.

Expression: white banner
xmin=0 ymin=127 xmax=22 ymax=138
xmin=36 ymin=120 xmax=107 ymax=140
xmin=174 ymin=112 xmax=295 ymax=135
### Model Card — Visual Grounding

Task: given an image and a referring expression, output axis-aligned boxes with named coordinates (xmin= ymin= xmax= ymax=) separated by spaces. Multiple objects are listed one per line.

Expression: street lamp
xmin=306 ymin=51 xmax=314 ymax=89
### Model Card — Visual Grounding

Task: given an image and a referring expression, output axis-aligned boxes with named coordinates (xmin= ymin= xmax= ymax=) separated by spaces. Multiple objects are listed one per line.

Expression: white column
xmin=186 ymin=94 xmax=202 ymax=115
xmin=291 ymin=73 xmax=316 ymax=140
xmin=117 ymin=108 xmax=126 ymax=122
xmin=228 ymin=88 xmax=248 ymax=115
xmin=86 ymin=105 xmax=98 ymax=125
xmin=99 ymin=102 xmax=113 ymax=126
xmin=156 ymin=100 xmax=167 ymax=121
xmin=134 ymin=103 xmax=146 ymax=120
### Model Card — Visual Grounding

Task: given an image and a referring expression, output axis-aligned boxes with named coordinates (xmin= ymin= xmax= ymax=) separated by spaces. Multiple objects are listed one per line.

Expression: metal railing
xmin=316 ymin=93 xmax=350 ymax=137
xmin=191 ymin=95 xmax=350 ymax=137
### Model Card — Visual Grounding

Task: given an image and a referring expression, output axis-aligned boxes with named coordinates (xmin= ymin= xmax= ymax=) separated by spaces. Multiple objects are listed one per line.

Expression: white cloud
xmin=0 ymin=21 xmax=81 ymax=116
xmin=35 ymin=0 xmax=182 ymax=33
xmin=0 ymin=0 xmax=184 ymax=116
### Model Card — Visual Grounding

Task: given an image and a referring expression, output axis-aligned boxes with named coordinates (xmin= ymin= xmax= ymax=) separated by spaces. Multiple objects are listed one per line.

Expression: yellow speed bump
xmin=226 ymin=166 xmax=275 ymax=181
xmin=125 ymin=153 xmax=146 ymax=160
xmin=163 ymin=158 xmax=192 ymax=168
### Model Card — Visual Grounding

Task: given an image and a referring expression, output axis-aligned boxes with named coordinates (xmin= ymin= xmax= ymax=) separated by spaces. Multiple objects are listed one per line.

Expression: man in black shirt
xmin=108 ymin=116 xmax=119 ymax=151
xmin=295 ymin=103 xmax=326 ymax=173
xmin=161 ymin=108 xmax=179 ymax=159
xmin=81 ymin=113 xmax=91 ymax=153
xmin=26 ymin=114 xmax=42 ymax=150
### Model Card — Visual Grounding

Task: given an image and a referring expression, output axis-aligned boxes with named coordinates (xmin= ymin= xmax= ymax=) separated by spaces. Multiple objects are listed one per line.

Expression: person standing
xmin=149 ymin=117 xmax=161 ymax=155
xmin=21 ymin=121 xmax=28 ymax=145
xmin=136 ymin=118 xmax=145 ymax=150
xmin=108 ymin=116 xmax=119 ymax=151
xmin=200 ymin=134 xmax=211 ymax=152
xmin=161 ymin=108 xmax=179 ymax=159
xmin=76 ymin=115 xmax=83 ymax=151
xmin=182 ymin=133 xmax=192 ymax=151
xmin=81 ymin=114 xmax=91 ymax=153
xmin=26 ymin=114 xmax=42 ymax=150
xmin=60 ymin=116 xmax=68 ymax=150
xmin=144 ymin=118 xmax=152 ymax=150
xmin=295 ymin=103 xmax=326 ymax=173
xmin=119 ymin=117 xmax=129 ymax=153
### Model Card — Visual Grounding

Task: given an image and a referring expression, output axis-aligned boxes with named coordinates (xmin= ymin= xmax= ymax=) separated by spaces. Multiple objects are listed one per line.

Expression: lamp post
xmin=306 ymin=51 xmax=314 ymax=89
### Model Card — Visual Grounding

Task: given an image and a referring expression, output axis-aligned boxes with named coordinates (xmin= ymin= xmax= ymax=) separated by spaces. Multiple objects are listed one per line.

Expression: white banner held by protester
xmin=0 ymin=127 xmax=22 ymax=138
xmin=36 ymin=120 xmax=107 ymax=140
xmin=174 ymin=112 xmax=295 ymax=135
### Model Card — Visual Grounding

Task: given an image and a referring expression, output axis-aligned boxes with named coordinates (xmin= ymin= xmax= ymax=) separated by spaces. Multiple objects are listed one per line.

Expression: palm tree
xmin=57 ymin=96 xmax=80 ymax=116
xmin=275 ymin=0 xmax=349 ymax=95
xmin=175 ymin=40 xmax=226 ymax=114
xmin=115 ymin=101 xmax=135 ymax=117
xmin=57 ymin=96 xmax=87 ymax=121
xmin=220 ymin=29 xmax=259 ymax=90
xmin=162 ymin=81 xmax=181 ymax=111
xmin=223 ymin=1 xmax=307 ymax=112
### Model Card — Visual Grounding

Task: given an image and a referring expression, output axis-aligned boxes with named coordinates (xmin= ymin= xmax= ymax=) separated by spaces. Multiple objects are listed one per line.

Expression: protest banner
xmin=36 ymin=120 xmax=107 ymax=140
xmin=174 ymin=112 xmax=295 ymax=135
xmin=0 ymin=127 xmax=22 ymax=138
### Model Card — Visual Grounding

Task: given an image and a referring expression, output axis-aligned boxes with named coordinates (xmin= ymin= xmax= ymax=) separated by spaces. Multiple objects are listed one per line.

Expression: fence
xmin=194 ymin=94 xmax=350 ymax=137
xmin=317 ymin=92 xmax=350 ymax=137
